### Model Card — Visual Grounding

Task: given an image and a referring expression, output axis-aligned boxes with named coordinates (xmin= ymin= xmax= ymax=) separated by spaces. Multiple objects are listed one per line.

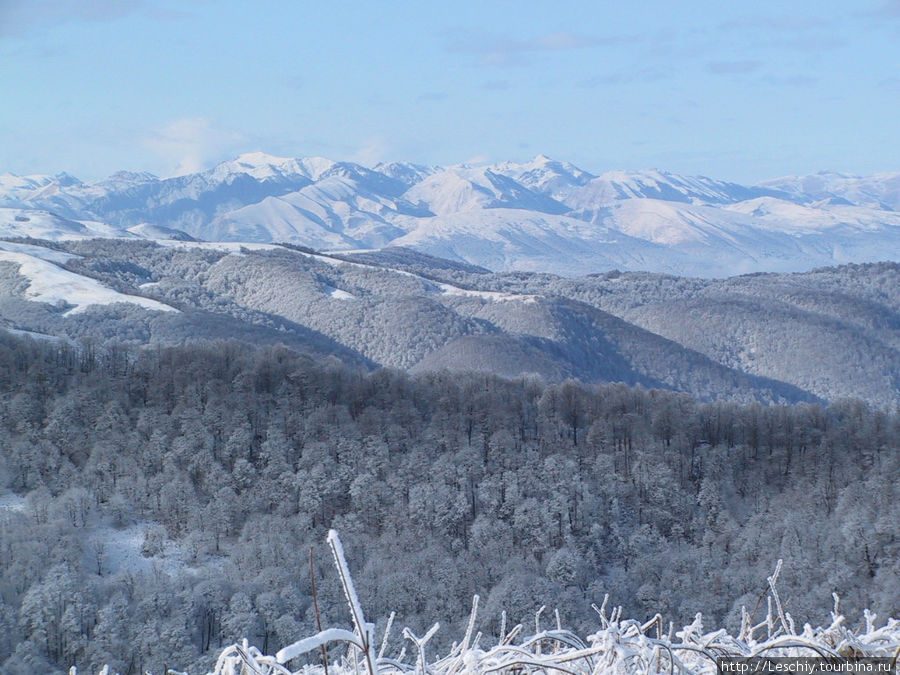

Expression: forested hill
xmin=0 ymin=334 xmax=897 ymax=674
xmin=0 ymin=238 xmax=897 ymax=406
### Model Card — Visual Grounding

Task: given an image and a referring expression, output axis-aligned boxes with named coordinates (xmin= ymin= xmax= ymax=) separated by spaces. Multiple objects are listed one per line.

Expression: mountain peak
xmin=53 ymin=171 xmax=82 ymax=186
xmin=233 ymin=151 xmax=293 ymax=167
xmin=209 ymin=153 xmax=338 ymax=182
xmin=373 ymin=161 xmax=437 ymax=187
xmin=105 ymin=170 xmax=158 ymax=183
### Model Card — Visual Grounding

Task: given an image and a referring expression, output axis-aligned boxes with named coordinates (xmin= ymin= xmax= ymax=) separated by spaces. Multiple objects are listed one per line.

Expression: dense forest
xmin=2 ymin=240 xmax=897 ymax=406
xmin=0 ymin=331 xmax=897 ymax=674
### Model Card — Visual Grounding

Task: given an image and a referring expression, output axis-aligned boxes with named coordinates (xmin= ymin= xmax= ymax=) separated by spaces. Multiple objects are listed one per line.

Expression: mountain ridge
xmin=2 ymin=154 xmax=898 ymax=278
xmin=0 ymin=235 xmax=895 ymax=406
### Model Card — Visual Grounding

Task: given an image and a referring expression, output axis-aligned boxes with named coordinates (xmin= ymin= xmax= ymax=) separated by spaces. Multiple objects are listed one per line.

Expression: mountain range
xmin=0 ymin=154 xmax=897 ymax=407
xmin=0 ymin=234 xmax=895 ymax=407
xmin=2 ymin=153 xmax=899 ymax=277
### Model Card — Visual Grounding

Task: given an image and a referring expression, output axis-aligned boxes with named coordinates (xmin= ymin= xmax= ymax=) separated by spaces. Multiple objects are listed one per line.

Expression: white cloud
xmin=143 ymin=118 xmax=244 ymax=177
xmin=351 ymin=136 xmax=390 ymax=167
xmin=464 ymin=154 xmax=491 ymax=165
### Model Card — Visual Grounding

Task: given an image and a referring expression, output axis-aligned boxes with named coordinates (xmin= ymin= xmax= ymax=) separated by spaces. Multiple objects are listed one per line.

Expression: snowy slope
xmin=203 ymin=193 xmax=366 ymax=248
xmin=126 ymin=222 xmax=196 ymax=240
xmin=0 ymin=207 xmax=134 ymax=240
xmin=372 ymin=160 xmax=437 ymax=187
xmin=0 ymin=172 xmax=57 ymax=201
xmin=0 ymin=247 xmax=177 ymax=315
xmin=724 ymin=196 xmax=900 ymax=233
xmin=564 ymin=168 xmax=780 ymax=209
xmin=403 ymin=164 xmax=567 ymax=216
xmin=208 ymin=151 xmax=336 ymax=182
xmin=389 ymin=207 xmax=695 ymax=275
xmin=201 ymin=172 xmax=416 ymax=246
xmin=571 ymin=198 xmax=900 ymax=275
xmin=490 ymin=154 xmax=594 ymax=201
xmin=758 ymin=170 xmax=900 ymax=210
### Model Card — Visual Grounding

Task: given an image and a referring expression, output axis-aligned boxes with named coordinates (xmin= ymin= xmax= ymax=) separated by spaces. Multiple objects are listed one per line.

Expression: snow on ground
xmin=210 ymin=152 xmax=337 ymax=182
xmin=91 ymin=524 xmax=152 ymax=574
xmin=0 ymin=493 xmax=26 ymax=512
xmin=0 ymin=490 xmax=208 ymax=577
xmin=725 ymin=196 xmax=900 ymax=233
xmin=0 ymin=207 xmax=135 ymax=240
xmin=308 ymin=249 xmax=540 ymax=302
xmin=91 ymin=522 xmax=195 ymax=577
xmin=0 ymin=239 xmax=79 ymax=263
xmin=307 ymin=248 xmax=546 ymax=303
xmin=0 ymin=173 xmax=56 ymax=201
xmin=155 ymin=240 xmax=283 ymax=254
xmin=435 ymin=282 xmax=536 ymax=302
xmin=323 ymin=285 xmax=355 ymax=300
xmin=0 ymin=250 xmax=178 ymax=315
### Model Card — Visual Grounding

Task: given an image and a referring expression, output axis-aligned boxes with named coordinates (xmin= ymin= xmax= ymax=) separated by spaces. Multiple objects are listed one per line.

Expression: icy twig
xmin=327 ymin=530 xmax=377 ymax=675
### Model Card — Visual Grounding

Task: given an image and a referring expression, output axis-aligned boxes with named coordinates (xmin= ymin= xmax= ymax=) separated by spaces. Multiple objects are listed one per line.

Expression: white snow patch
xmin=304 ymin=252 xmax=422 ymax=280
xmin=94 ymin=524 xmax=151 ymax=574
xmin=300 ymin=249 xmax=539 ymax=303
xmin=155 ymin=240 xmax=283 ymax=253
xmin=0 ymin=251 xmax=178 ymax=315
xmin=436 ymin=282 xmax=536 ymax=302
xmin=324 ymin=285 xmax=355 ymax=300
xmin=0 ymin=493 xmax=26 ymax=512
xmin=89 ymin=522 xmax=210 ymax=577
xmin=323 ymin=248 xmax=379 ymax=255
xmin=0 ymin=208 xmax=133 ymax=240
xmin=0 ymin=240 xmax=79 ymax=263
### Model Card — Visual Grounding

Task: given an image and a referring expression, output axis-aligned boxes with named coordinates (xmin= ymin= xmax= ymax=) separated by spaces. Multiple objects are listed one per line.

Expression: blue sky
xmin=1 ymin=0 xmax=898 ymax=183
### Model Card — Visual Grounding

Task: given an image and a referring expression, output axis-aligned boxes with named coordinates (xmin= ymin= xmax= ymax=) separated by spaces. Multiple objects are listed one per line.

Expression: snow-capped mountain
xmin=387 ymin=208 xmax=694 ymax=274
xmin=207 ymin=151 xmax=335 ymax=182
xmin=372 ymin=160 xmax=437 ymax=187
xmin=758 ymin=171 xmax=900 ymax=210
xmin=490 ymin=154 xmax=594 ymax=201
xmin=562 ymin=168 xmax=784 ymax=211
xmin=1 ymin=154 xmax=898 ymax=277
xmin=403 ymin=164 xmax=569 ymax=216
